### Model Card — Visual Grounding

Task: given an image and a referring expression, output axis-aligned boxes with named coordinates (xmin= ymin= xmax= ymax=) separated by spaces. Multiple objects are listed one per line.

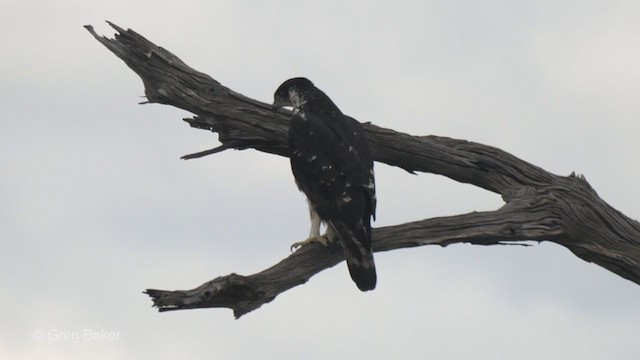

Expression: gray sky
xmin=2 ymin=1 xmax=640 ymax=359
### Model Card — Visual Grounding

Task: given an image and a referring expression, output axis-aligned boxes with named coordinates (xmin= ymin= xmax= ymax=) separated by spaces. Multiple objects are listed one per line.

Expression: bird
xmin=272 ymin=77 xmax=377 ymax=291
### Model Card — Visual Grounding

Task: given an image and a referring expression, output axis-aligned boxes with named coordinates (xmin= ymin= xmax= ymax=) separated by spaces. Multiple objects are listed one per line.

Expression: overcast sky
xmin=2 ymin=1 xmax=640 ymax=359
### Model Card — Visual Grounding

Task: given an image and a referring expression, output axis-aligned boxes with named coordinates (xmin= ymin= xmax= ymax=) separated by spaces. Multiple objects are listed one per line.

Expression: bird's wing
xmin=288 ymin=111 xmax=374 ymax=217
xmin=312 ymin=112 xmax=376 ymax=220
xmin=288 ymin=111 xmax=377 ymax=291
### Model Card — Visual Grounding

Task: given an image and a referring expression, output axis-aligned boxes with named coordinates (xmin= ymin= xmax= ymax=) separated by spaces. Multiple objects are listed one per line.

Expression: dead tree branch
xmin=86 ymin=22 xmax=640 ymax=318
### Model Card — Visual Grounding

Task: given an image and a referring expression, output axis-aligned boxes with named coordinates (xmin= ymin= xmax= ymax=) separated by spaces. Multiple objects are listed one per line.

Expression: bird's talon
xmin=290 ymin=235 xmax=331 ymax=253
xmin=290 ymin=243 xmax=302 ymax=253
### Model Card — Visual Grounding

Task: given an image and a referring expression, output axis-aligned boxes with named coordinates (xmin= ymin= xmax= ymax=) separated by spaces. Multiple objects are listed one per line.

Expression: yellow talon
xmin=290 ymin=235 xmax=332 ymax=252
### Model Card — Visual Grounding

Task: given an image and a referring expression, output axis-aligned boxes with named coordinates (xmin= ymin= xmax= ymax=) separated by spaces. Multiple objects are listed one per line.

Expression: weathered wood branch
xmin=86 ymin=22 xmax=640 ymax=318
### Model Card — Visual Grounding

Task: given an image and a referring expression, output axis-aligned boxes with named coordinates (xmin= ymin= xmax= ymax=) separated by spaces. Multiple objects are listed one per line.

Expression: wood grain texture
xmin=86 ymin=22 xmax=640 ymax=318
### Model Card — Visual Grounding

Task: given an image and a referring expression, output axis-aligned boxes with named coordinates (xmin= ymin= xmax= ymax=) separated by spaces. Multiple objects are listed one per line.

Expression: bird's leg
xmin=308 ymin=203 xmax=322 ymax=239
xmin=290 ymin=202 xmax=334 ymax=252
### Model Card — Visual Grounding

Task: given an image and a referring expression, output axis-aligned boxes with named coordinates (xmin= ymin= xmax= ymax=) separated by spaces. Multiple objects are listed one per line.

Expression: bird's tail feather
xmin=329 ymin=220 xmax=377 ymax=291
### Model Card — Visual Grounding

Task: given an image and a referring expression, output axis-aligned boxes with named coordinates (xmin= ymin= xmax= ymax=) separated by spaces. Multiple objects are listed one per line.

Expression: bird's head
xmin=272 ymin=77 xmax=314 ymax=112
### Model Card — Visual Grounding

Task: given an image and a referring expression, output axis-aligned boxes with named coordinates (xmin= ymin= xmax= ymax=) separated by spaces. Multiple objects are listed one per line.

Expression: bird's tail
xmin=329 ymin=220 xmax=377 ymax=291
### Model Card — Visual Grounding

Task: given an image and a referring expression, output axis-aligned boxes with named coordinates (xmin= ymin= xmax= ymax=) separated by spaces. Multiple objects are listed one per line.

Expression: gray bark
xmin=86 ymin=22 xmax=640 ymax=319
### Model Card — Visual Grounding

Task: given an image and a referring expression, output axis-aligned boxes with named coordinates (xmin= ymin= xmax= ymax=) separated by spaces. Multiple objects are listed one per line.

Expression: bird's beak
xmin=272 ymin=99 xmax=283 ymax=112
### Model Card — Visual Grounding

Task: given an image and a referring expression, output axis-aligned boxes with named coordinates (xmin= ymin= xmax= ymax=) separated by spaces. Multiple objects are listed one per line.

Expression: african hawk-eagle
xmin=272 ymin=77 xmax=377 ymax=291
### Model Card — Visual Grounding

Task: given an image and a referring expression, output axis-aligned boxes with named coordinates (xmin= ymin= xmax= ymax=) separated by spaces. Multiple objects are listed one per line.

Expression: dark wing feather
xmin=328 ymin=218 xmax=376 ymax=291
xmin=340 ymin=115 xmax=376 ymax=220
xmin=288 ymin=110 xmax=377 ymax=291
xmin=288 ymin=112 xmax=375 ymax=221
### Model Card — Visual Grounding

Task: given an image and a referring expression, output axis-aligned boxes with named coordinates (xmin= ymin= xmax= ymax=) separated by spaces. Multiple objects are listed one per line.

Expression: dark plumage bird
xmin=272 ymin=77 xmax=377 ymax=291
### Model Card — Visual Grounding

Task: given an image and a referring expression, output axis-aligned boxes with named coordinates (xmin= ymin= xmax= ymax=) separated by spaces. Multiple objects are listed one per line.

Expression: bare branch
xmin=180 ymin=140 xmax=245 ymax=160
xmin=86 ymin=22 xmax=640 ymax=318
